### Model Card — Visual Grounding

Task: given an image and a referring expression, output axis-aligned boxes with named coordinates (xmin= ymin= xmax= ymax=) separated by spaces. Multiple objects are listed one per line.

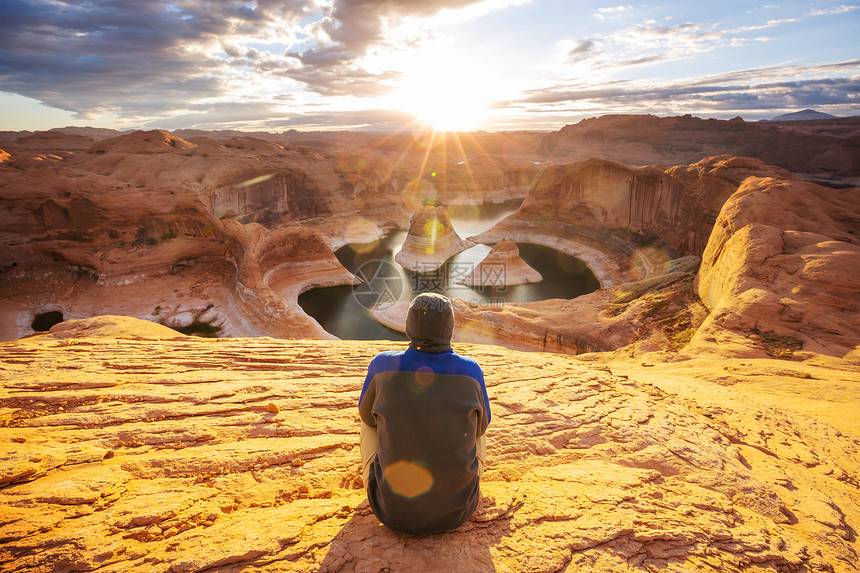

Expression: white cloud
xmin=594 ymin=4 xmax=634 ymax=19
xmin=806 ymin=4 xmax=858 ymax=16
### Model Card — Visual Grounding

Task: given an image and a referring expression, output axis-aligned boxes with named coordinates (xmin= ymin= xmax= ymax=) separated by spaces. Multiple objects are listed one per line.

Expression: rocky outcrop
xmin=0 ymin=130 xmax=384 ymax=340
xmin=458 ymin=239 xmax=541 ymax=287
xmin=223 ymin=222 xmax=362 ymax=339
xmin=0 ymin=317 xmax=857 ymax=572
xmin=394 ymin=204 xmax=473 ymax=272
xmin=693 ymin=176 xmax=860 ymax=359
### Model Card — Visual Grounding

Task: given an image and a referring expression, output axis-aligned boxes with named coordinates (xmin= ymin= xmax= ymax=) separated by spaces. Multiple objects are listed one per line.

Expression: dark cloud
xmin=321 ymin=0 xmax=487 ymax=53
xmin=567 ymin=40 xmax=595 ymax=62
xmin=274 ymin=65 xmax=400 ymax=97
xmin=0 ymin=0 xmax=314 ymax=118
xmin=143 ymin=101 xmax=290 ymax=130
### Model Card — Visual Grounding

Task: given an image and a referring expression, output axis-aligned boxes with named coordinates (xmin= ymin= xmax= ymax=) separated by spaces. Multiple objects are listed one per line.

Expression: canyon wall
xmin=0 ymin=129 xmax=535 ymax=341
xmin=434 ymin=157 xmax=859 ymax=358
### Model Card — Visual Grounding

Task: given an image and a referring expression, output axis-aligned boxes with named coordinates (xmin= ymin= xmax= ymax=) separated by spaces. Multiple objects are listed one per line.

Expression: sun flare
xmin=389 ymin=51 xmax=501 ymax=132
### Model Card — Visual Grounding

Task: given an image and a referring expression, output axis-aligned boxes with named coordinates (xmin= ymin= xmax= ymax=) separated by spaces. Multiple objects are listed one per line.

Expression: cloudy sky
xmin=1 ymin=0 xmax=858 ymax=132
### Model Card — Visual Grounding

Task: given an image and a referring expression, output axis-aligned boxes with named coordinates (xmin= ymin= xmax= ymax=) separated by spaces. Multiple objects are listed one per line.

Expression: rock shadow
xmin=318 ymin=499 xmax=513 ymax=572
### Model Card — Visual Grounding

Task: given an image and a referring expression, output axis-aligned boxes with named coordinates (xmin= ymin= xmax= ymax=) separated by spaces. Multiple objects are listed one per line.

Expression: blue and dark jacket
xmin=358 ymin=294 xmax=491 ymax=534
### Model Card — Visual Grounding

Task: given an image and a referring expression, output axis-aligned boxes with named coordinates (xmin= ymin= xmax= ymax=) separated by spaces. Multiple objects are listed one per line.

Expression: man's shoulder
xmin=368 ymin=350 xmax=404 ymax=371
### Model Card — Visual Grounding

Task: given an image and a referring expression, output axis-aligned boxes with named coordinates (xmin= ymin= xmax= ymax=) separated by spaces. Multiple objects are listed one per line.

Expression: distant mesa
xmin=395 ymin=203 xmax=472 ymax=272
xmin=767 ymin=109 xmax=838 ymax=122
xmin=48 ymin=126 xmax=125 ymax=139
xmin=542 ymin=113 xmax=860 ymax=185
xmin=8 ymin=130 xmax=98 ymax=152
xmin=87 ymin=130 xmax=196 ymax=154
xmin=458 ymin=239 xmax=541 ymax=287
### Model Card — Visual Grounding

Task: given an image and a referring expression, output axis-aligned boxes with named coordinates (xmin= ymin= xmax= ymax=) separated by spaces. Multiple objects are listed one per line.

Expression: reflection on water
xmin=298 ymin=201 xmax=600 ymax=340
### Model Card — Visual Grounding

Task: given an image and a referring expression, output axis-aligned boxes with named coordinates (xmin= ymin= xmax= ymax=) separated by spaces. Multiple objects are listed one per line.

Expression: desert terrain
xmin=1 ymin=115 xmax=859 ymax=571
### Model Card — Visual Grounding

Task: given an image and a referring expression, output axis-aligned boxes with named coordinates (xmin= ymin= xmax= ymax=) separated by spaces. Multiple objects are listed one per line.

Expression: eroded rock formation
xmin=693 ymin=176 xmax=860 ymax=360
xmin=394 ymin=204 xmax=473 ymax=272
xmin=458 ymin=239 xmax=541 ymax=287
xmin=0 ymin=317 xmax=857 ymax=572
xmin=373 ymin=256 xmax=708 ymax=354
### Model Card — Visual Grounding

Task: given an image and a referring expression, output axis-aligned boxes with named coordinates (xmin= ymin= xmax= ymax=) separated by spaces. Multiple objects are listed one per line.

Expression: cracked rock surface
xmin=2 ymin=317 xmax=858 ymax=572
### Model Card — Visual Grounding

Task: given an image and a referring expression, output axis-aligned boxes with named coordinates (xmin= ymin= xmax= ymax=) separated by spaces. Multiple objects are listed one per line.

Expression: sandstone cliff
xmin=693 ymin=176 xmax=860 ymax=360
xmin=0 ymin=316 xmax=858 ymax=572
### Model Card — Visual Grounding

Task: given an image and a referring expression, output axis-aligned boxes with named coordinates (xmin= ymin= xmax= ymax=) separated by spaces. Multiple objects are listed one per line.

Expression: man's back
xmin=359 ymin=348 xmax=489 ymax=534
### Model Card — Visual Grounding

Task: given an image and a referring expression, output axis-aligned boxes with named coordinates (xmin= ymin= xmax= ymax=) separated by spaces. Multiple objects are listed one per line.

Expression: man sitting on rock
xmin=358 ymin=292 xmax=490 ymax=534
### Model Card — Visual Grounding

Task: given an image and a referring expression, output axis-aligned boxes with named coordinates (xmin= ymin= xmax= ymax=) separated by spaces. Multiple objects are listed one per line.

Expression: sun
xmin=390 ymin=50 xmax=500 ymax=132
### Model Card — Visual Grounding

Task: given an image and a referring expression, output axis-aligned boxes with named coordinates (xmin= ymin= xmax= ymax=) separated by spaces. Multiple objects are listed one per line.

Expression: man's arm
xmin=358 ymin=356 xmax=381 ymax=427
xmin=473 ymin=363 xmax=490 ymax=437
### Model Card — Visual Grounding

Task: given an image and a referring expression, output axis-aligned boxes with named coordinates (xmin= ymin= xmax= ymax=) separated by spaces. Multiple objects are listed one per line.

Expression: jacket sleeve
xmin=358 ymin=360 xmax=378 ymax=427
xmin=474 ymin=362 xmax=490 ymax=437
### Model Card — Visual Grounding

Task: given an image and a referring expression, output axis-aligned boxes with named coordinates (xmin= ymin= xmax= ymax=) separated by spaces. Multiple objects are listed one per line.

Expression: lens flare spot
xmin=383 ymin=460 xmax=434 ymax=498
xmin=414 ymin=366 xmax=435 ymax=387
xmin=403 ymin=178 xmax=438 ymax=211
xmin=425 ymin=246 xmax=435 ymax=255
xmin=424 ymin=219 xmax=445 ymax=239
xmin=237 ymin=173 xmax=275 ymax=188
